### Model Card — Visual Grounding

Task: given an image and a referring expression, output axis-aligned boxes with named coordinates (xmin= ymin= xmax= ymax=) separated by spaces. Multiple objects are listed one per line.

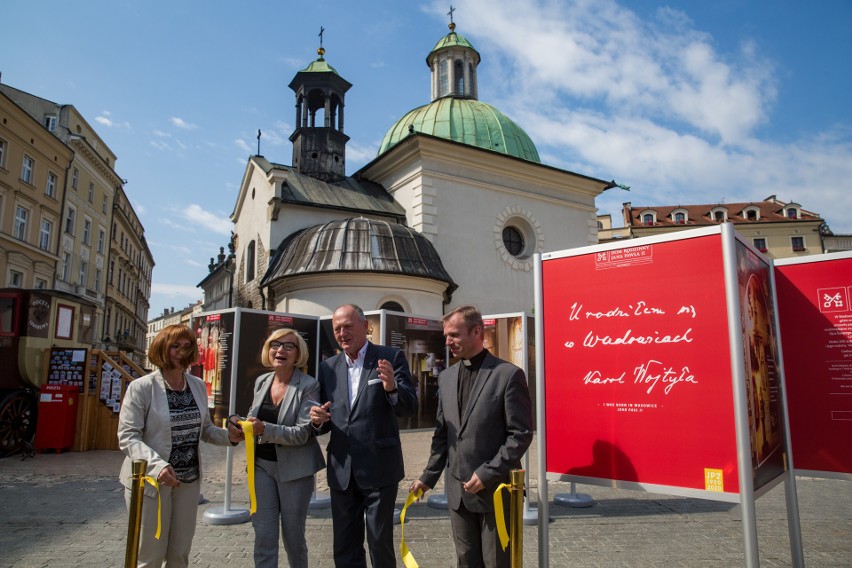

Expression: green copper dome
xmin=300 ymin=56 xmax=341 ymax=75
xmin=378 ymin=97 xmax=541 ymax=163
xmin=428 ymin=31 xmax=480 ymax=64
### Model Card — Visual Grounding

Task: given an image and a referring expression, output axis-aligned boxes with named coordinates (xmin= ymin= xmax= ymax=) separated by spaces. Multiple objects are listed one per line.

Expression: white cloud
xmin=346 ymin=141 xmax=379 ymax=169
xmin=95 ymin=110 xmax=130 ymax=129
xmin=235 ymin=138 xmax=252 ymax=154
xmin=170 ymin=116 xmax=198 ymax=130
xmin=446 ymin=0 xmax=851 ymax=232
xmin=185 ymin=204 xmax=232 ymax=236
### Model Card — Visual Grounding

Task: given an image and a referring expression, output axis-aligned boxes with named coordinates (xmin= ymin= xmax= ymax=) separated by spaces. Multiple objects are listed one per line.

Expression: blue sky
xmin=4 ymin=0 xmax=851 ymax=318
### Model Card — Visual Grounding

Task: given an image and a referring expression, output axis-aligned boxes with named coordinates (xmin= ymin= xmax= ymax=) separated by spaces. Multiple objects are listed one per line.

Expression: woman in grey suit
xmin=245 ymin=328 xmax=325 ymax=568
xmin=118 ymin=324 xmax=244 ymax=568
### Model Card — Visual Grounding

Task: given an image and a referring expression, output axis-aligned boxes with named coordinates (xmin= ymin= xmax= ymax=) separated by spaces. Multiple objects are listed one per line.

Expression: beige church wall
xmin=446 ymin=184 xmax=595 ymax=314
xmin=270 ymin=273 xmax=447 ymax=318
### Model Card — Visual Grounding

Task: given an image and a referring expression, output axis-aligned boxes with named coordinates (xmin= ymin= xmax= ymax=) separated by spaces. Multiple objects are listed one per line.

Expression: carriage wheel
xmin=0 ymin=391 xmax=36 ymax=457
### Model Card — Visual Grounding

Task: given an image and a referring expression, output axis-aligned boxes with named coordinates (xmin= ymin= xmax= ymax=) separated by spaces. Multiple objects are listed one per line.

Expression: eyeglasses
xmin=269 ymin=340 xmax=297 ymax=352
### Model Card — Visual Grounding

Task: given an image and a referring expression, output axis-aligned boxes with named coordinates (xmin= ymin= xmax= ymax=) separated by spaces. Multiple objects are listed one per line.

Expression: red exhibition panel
xmin=775 ymin=256 xmax=852 ymax=476
xmin=543 ymin=234 xmax=740 ymax=494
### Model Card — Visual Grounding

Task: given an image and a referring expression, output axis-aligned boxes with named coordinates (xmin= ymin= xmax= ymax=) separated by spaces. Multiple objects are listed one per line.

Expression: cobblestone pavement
xmin=1 ymin=430 xmax=850 ymax=567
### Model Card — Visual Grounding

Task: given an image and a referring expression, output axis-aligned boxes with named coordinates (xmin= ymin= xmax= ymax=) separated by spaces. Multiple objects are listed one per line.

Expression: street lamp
xmin=102 ymin=336 xmax=112 ymax=351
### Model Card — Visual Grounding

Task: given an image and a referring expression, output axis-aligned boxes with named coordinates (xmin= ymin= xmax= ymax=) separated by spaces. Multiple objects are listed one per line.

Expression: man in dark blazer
xmin=410 ymin=305 xmax=532 ymax=568
xmin=310 ymin=304 xmax=417 ymax=568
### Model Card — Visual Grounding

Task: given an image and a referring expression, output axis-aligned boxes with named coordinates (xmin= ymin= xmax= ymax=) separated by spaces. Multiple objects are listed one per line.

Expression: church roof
xmin=254 ymin=157 xmax=406 ymax=220
xmin=428 ymin=31 xmax=480 ymax=64
xmin=377 ymin=97 xmax=541 ymax=163
xmin=260 ymin=218 xmax=457 ymax=291
xmin=299 ymin=50 xmax=342 ymax=76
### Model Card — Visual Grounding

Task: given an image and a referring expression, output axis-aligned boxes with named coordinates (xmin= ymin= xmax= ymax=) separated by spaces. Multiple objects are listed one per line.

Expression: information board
xmin=47 ymin=347 xmax=88 ymax=391
xmin=775 ymin=252 xmax=852 ymax=478
xmin=541 ymin=230 xmax=740 ymax=497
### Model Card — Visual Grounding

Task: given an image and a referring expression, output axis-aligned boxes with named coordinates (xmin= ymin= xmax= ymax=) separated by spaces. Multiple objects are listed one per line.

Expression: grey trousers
xmin=252 ymin=458 xmax=315 ymax=568
xmin=125 ymin=480 xmax=200 ymax=568
xmin=448 ymin=499 xmax=511 ymax=568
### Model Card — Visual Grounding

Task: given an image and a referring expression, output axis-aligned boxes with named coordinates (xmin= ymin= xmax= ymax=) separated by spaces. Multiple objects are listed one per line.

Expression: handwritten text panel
xmin=542 ymin=234 xmax=740 ymax=493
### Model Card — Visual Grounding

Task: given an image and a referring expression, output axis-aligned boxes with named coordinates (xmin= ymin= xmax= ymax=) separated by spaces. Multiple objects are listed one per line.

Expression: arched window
xmin=468 ymin=62 xmax=476 ymax=97
xmin=642 ymin=213 xmax=654 ymax=225
xmin=454 ymin=60 xmax=464 ymax=94
xmin=380 ymin=301 xmax=404 ymax=312
xmin=438 ymin=60 xmax=449 ymax=97
xmin=674 ymin=212 xmax=686 ymax=224
xmin=246 ymin=241 xmax=256 ymax=282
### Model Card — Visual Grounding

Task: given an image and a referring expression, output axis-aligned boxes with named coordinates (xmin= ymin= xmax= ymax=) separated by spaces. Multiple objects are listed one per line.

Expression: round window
xmin=502 ymin=226 xmax=525 ymax=257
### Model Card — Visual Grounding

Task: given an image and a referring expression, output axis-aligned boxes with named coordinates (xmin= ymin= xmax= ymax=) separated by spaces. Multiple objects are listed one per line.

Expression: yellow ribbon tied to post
xmin=238 ymin=420 xmax=256 ymax=515
xmin=493 ymin=483 xmax=511 ymax=551
xmin=142 ymin=476 xmax=162 ymax=540
xmin=399 ymin=488 xmax=423 ymax=568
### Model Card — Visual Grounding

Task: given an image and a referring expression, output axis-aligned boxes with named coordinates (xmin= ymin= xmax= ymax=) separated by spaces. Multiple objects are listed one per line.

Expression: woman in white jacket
xmin=118 ymin=324 xmax=243 ymax=567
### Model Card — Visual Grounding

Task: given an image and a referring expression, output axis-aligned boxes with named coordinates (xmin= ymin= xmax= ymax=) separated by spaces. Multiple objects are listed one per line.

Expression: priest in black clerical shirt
xmin=411 ymin=305 xmax=533 ymax=568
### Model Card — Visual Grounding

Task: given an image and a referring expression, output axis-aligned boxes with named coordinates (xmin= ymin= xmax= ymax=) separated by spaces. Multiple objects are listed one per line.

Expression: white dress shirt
xmin=345 ymin=342 xmax=369 ymax=406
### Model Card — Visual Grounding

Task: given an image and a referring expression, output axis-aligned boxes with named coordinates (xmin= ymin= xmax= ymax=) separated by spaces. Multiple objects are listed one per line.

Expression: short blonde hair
xmin=261 ymin=328 xmax=309 ymax=368
xmin=148 ymin=324 xmax=199 ymax=370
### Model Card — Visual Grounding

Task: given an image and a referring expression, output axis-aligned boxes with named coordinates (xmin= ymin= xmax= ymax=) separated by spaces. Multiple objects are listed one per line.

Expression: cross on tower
xmin=319 ymin=26 xmax=325 ymax=48
xmin=448 ymin=5 xmax=455 ymax=24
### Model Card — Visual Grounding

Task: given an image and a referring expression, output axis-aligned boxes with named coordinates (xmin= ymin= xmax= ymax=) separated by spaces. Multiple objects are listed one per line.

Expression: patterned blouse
xmin=166 ymin=384 xmax=202 ymax=483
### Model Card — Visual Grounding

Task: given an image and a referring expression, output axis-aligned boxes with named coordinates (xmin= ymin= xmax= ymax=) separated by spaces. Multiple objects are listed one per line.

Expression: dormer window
xmin=710 ymin=208 xmax=727 ymax=222
xmin=640 ymin=211 xmax=656 ymax=226
xmin=743 ymin=207 xmax=760 ymax=221
xmin=672 ymin=209 xmax=687 ymax=225
xmin=786 ymin=207 xmax=799 ymax=219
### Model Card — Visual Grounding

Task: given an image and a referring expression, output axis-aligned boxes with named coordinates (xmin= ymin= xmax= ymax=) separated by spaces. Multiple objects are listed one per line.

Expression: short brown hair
xmin=443 ymin=305 xmax=483 ymax=331
xmin=148 ymin=324 xmax=199 ymax=370
xmin=261 ymin=328 xmax=309 ymax=368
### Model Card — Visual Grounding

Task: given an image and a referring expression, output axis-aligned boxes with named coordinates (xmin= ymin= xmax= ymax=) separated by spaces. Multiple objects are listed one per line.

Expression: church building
xmin=216 ymin=18 xmax=614 ymax=318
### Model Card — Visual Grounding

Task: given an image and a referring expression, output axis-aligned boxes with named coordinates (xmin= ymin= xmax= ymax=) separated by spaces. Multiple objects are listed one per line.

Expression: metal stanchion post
xmin=509 ymin=469 xmax=525 ymax=568
xmin=203 ymin=435 xmax=251 ymax=524
xmin=124 ymin=459 xmax=147 ymax=568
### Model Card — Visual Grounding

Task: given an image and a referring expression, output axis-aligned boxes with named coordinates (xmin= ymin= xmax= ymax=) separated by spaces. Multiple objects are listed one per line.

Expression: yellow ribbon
xmin=142 ymin=476 xmax=162 ymax=540
xmin=493 ymin=483 xmax=510 ymax=551
xmin=238 ymin=420 xmax=256 ymax=515
xmin=400 ymin=489 xmax=423 ymax=568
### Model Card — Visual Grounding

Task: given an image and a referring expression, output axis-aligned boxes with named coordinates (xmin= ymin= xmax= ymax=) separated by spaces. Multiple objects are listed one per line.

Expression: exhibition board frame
xmin=774 ymin=251 xmax=852 ymax=481
xmin=191 ymin=308 xmax=320 ymax=424
xmin=534 ymin=224 xmax=803 ymax=567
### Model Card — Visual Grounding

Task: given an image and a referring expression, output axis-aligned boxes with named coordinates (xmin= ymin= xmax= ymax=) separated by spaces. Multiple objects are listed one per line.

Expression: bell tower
xmin=289 ymin=35 xmax=352 ymax=182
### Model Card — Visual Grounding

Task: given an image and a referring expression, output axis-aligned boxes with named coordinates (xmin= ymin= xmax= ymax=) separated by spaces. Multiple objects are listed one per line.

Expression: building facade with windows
xmin=104 ymin=185 xmax=153 ymax=364
xmin=213 ymin=21 xmax=613 ymax=318
xmin=607 ymin=196 xmax=833 ymax=259
xmin=0 ymin=89 xmax=73 ymax=291
xmin=1 ymin=84 xmax=121 ymax=341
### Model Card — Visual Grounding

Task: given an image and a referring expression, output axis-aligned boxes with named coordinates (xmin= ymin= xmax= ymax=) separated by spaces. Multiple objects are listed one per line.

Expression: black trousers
xmin=330 ymin=473 xmax=398 ymax=568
